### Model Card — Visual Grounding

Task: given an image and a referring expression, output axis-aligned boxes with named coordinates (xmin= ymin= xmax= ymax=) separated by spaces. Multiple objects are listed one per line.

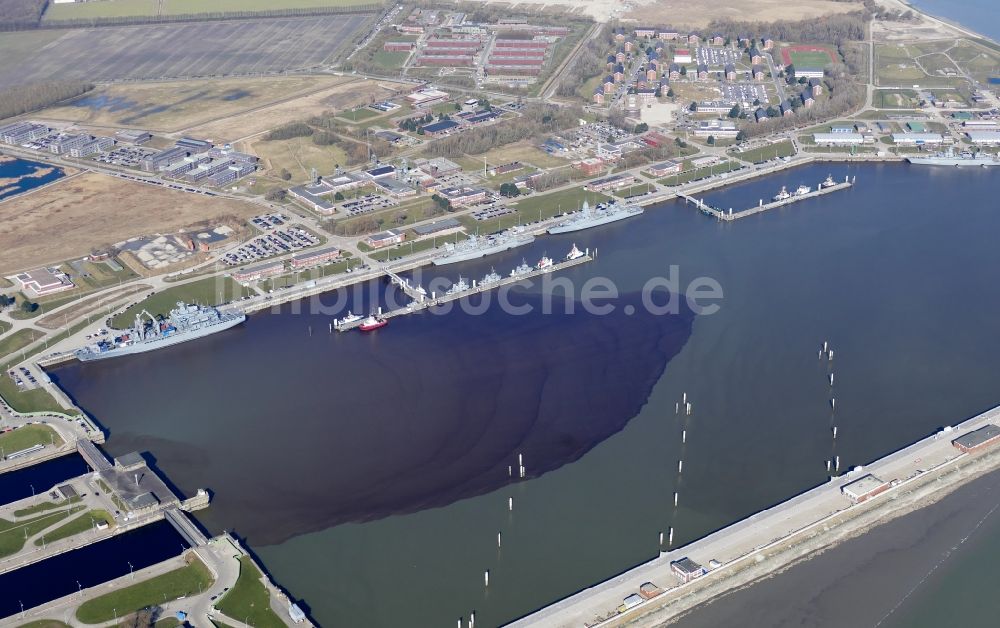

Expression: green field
xmin=0 ymin=320 xmax=10 ymax=335
xmin=215 ymin=556 xmax=286 ymax=628
xmin=733 ymin=140 xmax=796 ymax=163
xmin=16 ymin=621 xmax=71 ymax=628
xmin=0 ymin=424 xmax=63 ymax=454
xmin=35 ymin=510 xmax=114 ymax=546
xmin=788 ymin=50 xmax=835 ymax=68
xmin=0 ymin=375 xmax=69 ymax=415
xmin=76 ymin=557 xmax=214 ymax=624
xmin=513 ymin=187 xmax=611 ymax=220
xmin=612 ymin=183 xmax=655 ymax=198
xmin=367 ymin=236 xmax=451 ymax=262
xmin=336 ymin=107 xmax=383 ymax=123
xmin=14 ymin=497 xmax=79 ymax=518
xmin=372 ymin=50 xmax=409 ymax=72
xmin=44 ymin=0 xmax=382 ymax=21
xmin=874 ymin=89 xmax=919 ymax=108
xmin=0 ymin=329 xmax=44 ymax=361
xmin=659 ymin=161 xmax=742 ymax=186
xmin=110 ymin=277 xmax=251 ymax=329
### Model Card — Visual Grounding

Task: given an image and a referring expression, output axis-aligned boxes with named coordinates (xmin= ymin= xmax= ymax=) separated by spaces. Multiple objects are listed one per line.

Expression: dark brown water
xmin=51 ymin=163 xmax=1000 ymax=627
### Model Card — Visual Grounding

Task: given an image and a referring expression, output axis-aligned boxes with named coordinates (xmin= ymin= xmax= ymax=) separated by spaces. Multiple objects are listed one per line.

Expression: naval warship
xmin=547 ymin=200 xmax=643 ymax=234
xmin=75 ymin=302 xmax=245 ymax=361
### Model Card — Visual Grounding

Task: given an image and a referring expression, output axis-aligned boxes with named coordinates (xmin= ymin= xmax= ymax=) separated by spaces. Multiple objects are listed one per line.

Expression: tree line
xmin=0 ymin=80 xmax=93 ymax=121
xmin=0 ymin=0 xmax=46 ymax=30
xmin=556 ymin=24 xmax=612 ymax=97
xmin=704 ymin=12 xmax=866 ymax=45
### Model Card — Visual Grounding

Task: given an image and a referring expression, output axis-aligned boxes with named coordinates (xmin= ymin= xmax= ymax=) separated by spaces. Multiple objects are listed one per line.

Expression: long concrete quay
xmin=679 ymin=176 xmax=854 ymax=221
xmin=506 ymin=403 xmax=1000 ymax=627
xmin=334 ymin=253 xmax=594 ymax=331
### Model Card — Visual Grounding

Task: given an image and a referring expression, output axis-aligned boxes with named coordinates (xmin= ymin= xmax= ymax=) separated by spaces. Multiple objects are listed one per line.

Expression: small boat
xmin=794 ymin=184 xmax=811 ymax=196
xmin=359 ymin=315 xmax=387 ymax=331
xmin=820 ymin=174 xmax=836 ymax=188
xmin=337 ymin=311 xmax=362 ymax=327
xmin=536 ymin=256 xmax=554 ymax=271
xmin=773 ymin=186 xmax=790 ymax=201
xmin=565 ymin=244 xmax=585 ymax=261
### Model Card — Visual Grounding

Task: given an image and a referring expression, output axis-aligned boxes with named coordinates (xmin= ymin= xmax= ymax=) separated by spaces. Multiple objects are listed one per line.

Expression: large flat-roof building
xmin=290 ymin=246 xmax=341 ymax=270
xmin=966 ymin=131 xmax=1000 ymax=145
xmin=670 ymin=557 xmax=704 ymax=583
xmin=814 ymin=132 xmax=865 ymax=146
xmin=14 ymin=267 xmax=76 ymax=297
xmin=952 ymin=424 xmax=1000 ymax=453
xmin=232 ymin=261 xmax=284 ymax=283
xmin=366 ymin=230 xmax=405 ymax=248
xmin=892 ymin=132 xmax=944 ymax=146
xmin=841 ymin=474 xmax=891 ymax=504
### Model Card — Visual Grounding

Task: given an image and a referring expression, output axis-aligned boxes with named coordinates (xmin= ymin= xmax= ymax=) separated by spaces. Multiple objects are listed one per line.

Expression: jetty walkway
xmin=335 ymin=252 xmax=594 ymax=332
xmin=679 ymin=175 xmax=854 ymax=221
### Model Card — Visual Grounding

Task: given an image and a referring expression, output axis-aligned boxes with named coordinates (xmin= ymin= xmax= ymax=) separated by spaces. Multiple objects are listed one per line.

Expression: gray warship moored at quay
xmin=547 ymin=200 xmax=644 ymax=234
xmin=74 ymin=302 xmax=246 ymax=361
xmin=432 ymin=227 xmax=535 ymax=266
xmin=906 ymin=148 xmax=1000 ymax=167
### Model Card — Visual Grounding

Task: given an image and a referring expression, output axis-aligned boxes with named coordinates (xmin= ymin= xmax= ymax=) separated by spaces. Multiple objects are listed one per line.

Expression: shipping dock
xmin=681 ymin=174 xmax=855 ymax=221
xmin=334 ymin=246 xmax=595 ymax=332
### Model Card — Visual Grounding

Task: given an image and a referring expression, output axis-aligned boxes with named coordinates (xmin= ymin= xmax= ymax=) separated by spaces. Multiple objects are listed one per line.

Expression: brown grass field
xmin=186 ymin=78 xmax=409 ymax=142
xmin=33 ymin=75 xmax=358 ymax=134
xmin=0 ymin=172 xmax=258 ymax=274
xmin=625 ymin=0 xmax=859 ymax=27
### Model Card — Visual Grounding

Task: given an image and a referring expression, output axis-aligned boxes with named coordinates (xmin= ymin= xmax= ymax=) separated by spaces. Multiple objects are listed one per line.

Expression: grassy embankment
xmin=75 ymin=556 xmax=214 ymax=624
xmin=215 ymin=555 xmax=286 ymax=628
xmin=34 ymin=510 xmax=114 ymax=547
xmin=110 ymin=277 xmax=251 ymax=329
xmin=0 ymin=507 xmax=82 ymax=558
xmin=0 ymin=424 xmax=63 ymax=453
xmin=732 ymin=140 xmax=796 ymax=163
xmin=43 ymin=0 xmax=381 ymax=21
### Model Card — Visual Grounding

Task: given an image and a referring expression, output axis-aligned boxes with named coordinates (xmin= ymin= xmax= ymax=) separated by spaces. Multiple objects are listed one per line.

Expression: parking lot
xmin=697 ymin=47 xmax=738 ymax=67
xmin=340 ymin=194 xmax=398 ymax=217
xmin=94 ymin=146 xmax=156 ymax=168
xmin=222 ymin=227 xmax=319 ymax=266
xmin=722 ymin=82 xmax=769 ymax=107
xmin=471 ymin=204 xmax=516 ymax=221
xmin=250 ymin=213 xmax=288 ymax=231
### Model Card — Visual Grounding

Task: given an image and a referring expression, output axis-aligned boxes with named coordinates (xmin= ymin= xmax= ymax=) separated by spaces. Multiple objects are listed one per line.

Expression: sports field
xmin=43 ymin=0 xmax=382 ymax=21
xmin=781 ymin=45 xmax=837 ymax=68
xmin=0 ymin=16 xmax=371 ymax=88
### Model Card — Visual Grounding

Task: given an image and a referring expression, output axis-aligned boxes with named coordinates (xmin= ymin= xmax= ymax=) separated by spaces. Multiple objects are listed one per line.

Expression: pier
xmin=681 ymin=175 xmax=855 ymax=221
xmin=334 ymin=251 xmax=595 ymax=332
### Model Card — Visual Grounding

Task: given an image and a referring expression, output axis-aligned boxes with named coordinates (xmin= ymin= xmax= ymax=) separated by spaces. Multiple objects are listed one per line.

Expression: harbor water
xmin=0 ymin=520 xmax=188 ymax=617
xmin=0 ymin=454 xmax=89 ymax=506
xmin=51 ymin=162 xmax=1000 ymax=627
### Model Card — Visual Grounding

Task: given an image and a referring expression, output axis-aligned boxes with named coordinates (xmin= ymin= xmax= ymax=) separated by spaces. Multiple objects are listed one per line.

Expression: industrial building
xmin=585 ymin=173 xmax=636 ymax=192
xmin=440 ymin=186 xmax=488 ymax=206
xmin=965 ymin=131 xmax=1000 ymax=145
xmin=952 ymin=424 xmax=1000 ymax=453
xmin=840 ymin=474 xmax=890 ymax=504
xmin=670 ymin=557 xmax=704 ymax=583
xmin=115 ymin=129 xmax=152 ymax=145
xmin=366 ymin=230 xmax=405 ymax=248
xmin=232 ymin=261 xmax=285 ymax=283
xmin=892 ymin=132 xmax=945 ymax=146
xmin=14 ymin=267 xmax=76 ymax=297
xmin=412 ymin=218 xmax=461 ymax=236
xmin=693 ymin=120 xmax=738 ymax=138
xmin=648 ymin=160 xmax=683 ymax=176
xmin=813 ymin=132 xmax=865 ymax=146
xmin=290 ymin=246 xmax=342 ymax=270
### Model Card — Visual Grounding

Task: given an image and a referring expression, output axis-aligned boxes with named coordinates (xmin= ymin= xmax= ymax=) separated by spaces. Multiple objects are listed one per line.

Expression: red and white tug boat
xmin=536 ymin=255 xmax=554 ymax=271
xmin=359 ymin=315 xmax=388 ymax=331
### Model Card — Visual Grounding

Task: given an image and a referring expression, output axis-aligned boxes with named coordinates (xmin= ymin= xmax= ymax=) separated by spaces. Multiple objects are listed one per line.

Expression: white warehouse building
xmin=813 ymin=132 xmax=864 ymax=146
xmin=892 ymin=132 xmax=944 ymax=146
xmin=966 ymin=131 xmax=1000 ymax=145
